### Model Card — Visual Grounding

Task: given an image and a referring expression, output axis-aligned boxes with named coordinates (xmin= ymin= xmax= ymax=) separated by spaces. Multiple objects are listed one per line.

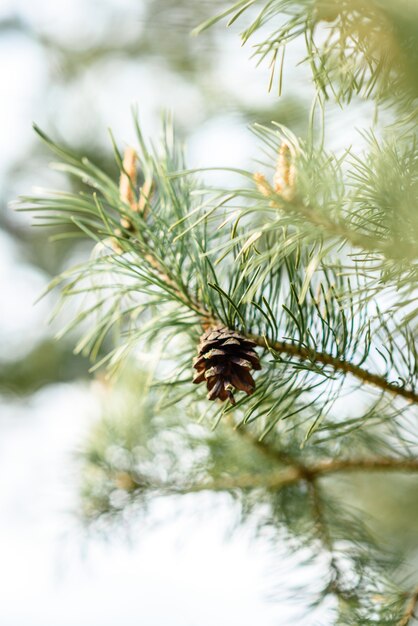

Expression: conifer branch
xmin=117 ymin=153 xmax=417 ymax=406
xmin=254 ymin=174 xmax=391 ymax=256
xmin=104 ymin=456 xmax=418 ymax=503
xmin=137 ymin=240 xmax=417 ymax=402
xmin=306 ymin=457 xmax=418 ymax=476
xmin=25 ymin=136 xmax=417 ymax=409
xmin=120 ymin=215 xmax=417 ymax=401
xmin=397 ymin=587 xmax=418 ymax=626
xmin=253 ymin=147 xmax=418 ymax=262
xmin=247 ymin=335 xmax=418 ymax=404
xmin=177 ymin=467 xmax=302 ymax=493
xmin=117 ymin=146 xmax=417 ymax=405
xmin=133 ymin=235 xmax=418 ymax=403
xmin=169 ymin=457 xmax=418 ymax=495
xmin=117 ymin=146 xmax=217 ymax=323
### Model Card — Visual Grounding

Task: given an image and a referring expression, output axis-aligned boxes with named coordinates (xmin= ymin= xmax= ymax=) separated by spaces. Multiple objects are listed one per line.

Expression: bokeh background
xmin=0 ymin=2 xmax=309 ymax=624
xmin=1 ymin=1 xmax=411 ymax=624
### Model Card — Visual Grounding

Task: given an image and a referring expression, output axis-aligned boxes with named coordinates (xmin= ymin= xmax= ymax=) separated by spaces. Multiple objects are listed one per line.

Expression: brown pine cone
xmin=193 ymin=325 xmax=261 ymax=405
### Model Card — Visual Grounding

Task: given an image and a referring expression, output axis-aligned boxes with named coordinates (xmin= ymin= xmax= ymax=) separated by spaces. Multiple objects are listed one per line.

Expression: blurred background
xmin=2 ymin=1 xmax=414 ymax=624
xmin=0 ymin=1 xmax=313 ymax=624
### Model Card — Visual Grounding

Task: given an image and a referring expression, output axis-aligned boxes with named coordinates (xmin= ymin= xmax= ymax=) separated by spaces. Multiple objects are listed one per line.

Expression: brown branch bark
xmin=310 ymin=457 xmax=418 ymax=476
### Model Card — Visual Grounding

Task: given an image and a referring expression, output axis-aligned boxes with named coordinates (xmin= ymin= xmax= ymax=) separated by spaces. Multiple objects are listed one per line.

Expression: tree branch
xmin=176 ymin=467 xmax=302 ymax=493
xmin=247 ymin=334 xmax=418 ymax=403
xmin=133 ymin=237 xmax=418 ymax=403
xmin=166 ymin=456 xmax=418 ymax=496
xmin=140 ymin=244 xmax=418 ymax=402
xmin=146 ymin=250 xmax=418 ymax=402
xmin=226 ymin=420 xmax=418 ymax=479
xmin=255 ymin=162 xmax=417 ymax=260
xmin=118 ymin=146 xmax=418 ymax=405
xmin=310 ymin=457 xmax=418 ymax=476
xmin=398 ymin=587 xmax=418 ymax=626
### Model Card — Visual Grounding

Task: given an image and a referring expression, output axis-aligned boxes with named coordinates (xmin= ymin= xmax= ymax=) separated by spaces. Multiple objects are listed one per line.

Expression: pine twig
xmin=398 ymin=587 xmax=418 ymax=626
xmin=247 ymin=334 xmax=418 ymax=404
xmin=177 ymin=467 xmax=302 ymax=493
xmin=225 ymin=422 xmax=418 ymax=481
xmin=164 ymin=456 xmax=418 ymax=495
xmin=309 ymin=457 xmax=418 ymax=476
xmin=117 ymin=146 xmax=216 ymax=322
xmin=148 ymin=252 xmax=418 ymax=402
xmin=253 ymin=168 xmax=418 ymax=260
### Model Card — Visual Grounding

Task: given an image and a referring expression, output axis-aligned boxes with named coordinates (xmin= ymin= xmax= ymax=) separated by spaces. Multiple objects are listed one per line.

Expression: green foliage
xmin=20 ymin=117 xmax=417 ymax=432
xmin=19 ymin=0 xmax=418 ymax=623
xmin=79 ymin=369 xmax=418 ymax=622
xmin=195 ymin=0 xmax=418 ymax=107
xmin=200 ymin=122 xmax=418 ymax=308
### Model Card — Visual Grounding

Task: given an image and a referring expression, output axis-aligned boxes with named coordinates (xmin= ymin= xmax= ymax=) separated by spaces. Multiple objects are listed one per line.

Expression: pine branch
xmin=116 ymin=153 xmax=418 ymax=405
xmin=23 ymin=128 xmax=417 ymax=408
xmin=226 ymin=125 xmax=418 ymax=277
xmin=248 ymin=335 xmax=418 ymax=404
xmin=117 ymin=193 xmax=418 ymax=403
xmin=105 ymin=456 xmax=418 ymax=501
xmin=79 ymin=371 xmax=417 ymax=620
xmin=254 ymin=169 xmax=391 ymax=254
xmin=147 ymin=246 xmax=418 ymax=402
xmin=398 ymin=587 xmax=418 ymax=626
xmin=177 ymin=467 xmax=301 ymax=493
xmin=306 ymin=457 xmax=418 ymax=477
xmin=211 ymin=126 xmax=418 ymax=319
xmin=116 ymin=146 xmax=216 ymax=322
xmin=226 ymin=420 xmax=418 ymax=478
xmin=196 ymin=0 xmax=418 ymax=107
xmin=127 ymin=234 xmax=417 ymax=402
xmin=165 ymin=456 xmax=418 ymax=495
xmin=253 ymin=179 xmax=417 ymax=260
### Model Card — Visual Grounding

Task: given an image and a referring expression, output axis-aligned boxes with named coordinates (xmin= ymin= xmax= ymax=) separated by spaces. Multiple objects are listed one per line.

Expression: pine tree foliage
xmin=19 ymin=0 xmax=418 ymax=623
xmin=194 ymin=0 xmax=418 ymax=107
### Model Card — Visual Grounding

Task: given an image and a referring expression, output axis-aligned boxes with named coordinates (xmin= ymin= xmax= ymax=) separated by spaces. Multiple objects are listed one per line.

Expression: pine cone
xmin=193 ymin=325 xmax=261 ymax=405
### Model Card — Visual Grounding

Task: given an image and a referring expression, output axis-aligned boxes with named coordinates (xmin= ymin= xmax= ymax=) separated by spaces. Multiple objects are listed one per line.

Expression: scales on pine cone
xmin=193 ymin=326 xmax=261 ymax=405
